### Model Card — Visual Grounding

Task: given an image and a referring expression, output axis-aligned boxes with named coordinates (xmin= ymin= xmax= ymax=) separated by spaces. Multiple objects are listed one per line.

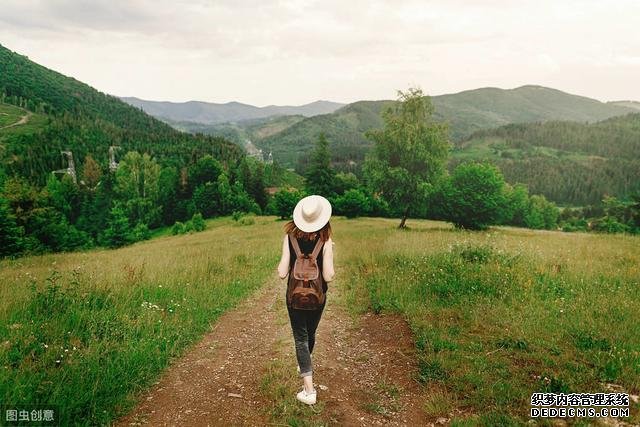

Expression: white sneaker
xmin=296 ymin=388 xmax=317 ymax=405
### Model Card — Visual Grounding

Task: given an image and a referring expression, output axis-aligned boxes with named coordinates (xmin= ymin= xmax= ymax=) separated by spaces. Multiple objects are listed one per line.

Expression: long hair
xmin=284 ymin=220 xmax=331 ymax=242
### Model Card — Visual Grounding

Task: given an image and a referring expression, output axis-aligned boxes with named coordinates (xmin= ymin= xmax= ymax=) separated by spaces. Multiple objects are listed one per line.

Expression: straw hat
xmin=293 ymin=195 xmax=332 ymax=233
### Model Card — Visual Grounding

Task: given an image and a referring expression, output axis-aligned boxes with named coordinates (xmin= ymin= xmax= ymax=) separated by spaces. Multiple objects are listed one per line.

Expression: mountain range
xmin=158 ymin=85 xmax=637 ymax=169
xmin=120 ymin=97 xmax=344 ymax=124
xmin=149 ymin=85 xmax=639 ymax=205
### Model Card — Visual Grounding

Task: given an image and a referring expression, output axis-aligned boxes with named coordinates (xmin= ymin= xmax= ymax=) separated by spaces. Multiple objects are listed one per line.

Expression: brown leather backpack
xmin=287 ymin=234 xmax=326 ymax=310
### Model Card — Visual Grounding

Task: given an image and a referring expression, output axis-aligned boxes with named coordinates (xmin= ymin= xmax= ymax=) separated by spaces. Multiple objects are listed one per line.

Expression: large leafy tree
xmin=271 ymin=189 xmax=305 ymax=220
xmin=503 ymin=183 xmax=530 ymax=227
xmin=192 ymin=182 xmax=219 ymax=217
xmin=363 ymin=88 xmax=449 ymax=228
xmin=157 ymin=166 xmax=181 ymax=225
xmin=237 ymin=157 xmax=268 ymax=211
xmin=249 ymin=161 xmax=268 ymax=211
xmin=188 ymin=155 xmax=223 ymax=191
xmin=304 ymin=133 xmax=336 ymax=197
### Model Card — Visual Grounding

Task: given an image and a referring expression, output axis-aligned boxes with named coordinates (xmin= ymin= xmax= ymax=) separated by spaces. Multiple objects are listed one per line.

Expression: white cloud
xmin=0 ymin=0 xmax=638 ymax=104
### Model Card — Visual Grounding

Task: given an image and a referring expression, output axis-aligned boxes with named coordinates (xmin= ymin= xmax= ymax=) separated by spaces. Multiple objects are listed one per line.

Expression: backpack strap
xmin=310 ymin=238 xmax=324 ymax=260
xmin=288 ymin=234 xmax=303 ymax=258
xmin=289 ymin=234 xmax=324 ymax=260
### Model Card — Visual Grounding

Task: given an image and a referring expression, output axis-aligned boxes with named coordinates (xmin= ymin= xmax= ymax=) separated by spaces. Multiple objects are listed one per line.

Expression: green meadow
xmin=0 ymin=217 xmax=281 ymax=425
xmin=1 ymin=216 xmax=639 ymax=425
xmin=0 ymin=104 xmax=24 ymax=127
xmin=0 ymin=103 xmax=48 ymax=135
xmin=340 ymin=218 xmax=640 ymax=425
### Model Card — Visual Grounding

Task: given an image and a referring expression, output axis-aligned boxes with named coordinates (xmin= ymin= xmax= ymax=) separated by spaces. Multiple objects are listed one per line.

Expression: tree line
xmin=3 ymin=79 xmax=639 ymax=260
xmin=0 ymin=151 xmax=283 ymax=257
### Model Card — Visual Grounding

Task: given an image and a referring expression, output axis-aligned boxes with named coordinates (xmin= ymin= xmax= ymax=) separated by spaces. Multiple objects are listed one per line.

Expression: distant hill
xmin=120 ymin=97 xmax=344 ymax=125
xmin=453 ymin=113 xmax=640 ymax=205
xmin=0 ymin=43 xmax=241 ymax=184
xmin=608 ymin=100 xmax=640 ymax=111
xmin=163 ymin=115 xmax=306 ymax=147
xmin=250 ymin=85 xmax=637 ymax=169
xmin=432 ymin=85 xmax=635 ymax=138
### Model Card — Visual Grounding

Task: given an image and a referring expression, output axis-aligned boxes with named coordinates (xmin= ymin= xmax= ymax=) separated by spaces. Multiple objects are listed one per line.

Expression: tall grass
xmin=338 ymin=218 xmax=640 ymax=424
xmin=2 ymin=215 xmax=638 ymax=425
xmin=0 ymin=217 xmax=282 ymax=425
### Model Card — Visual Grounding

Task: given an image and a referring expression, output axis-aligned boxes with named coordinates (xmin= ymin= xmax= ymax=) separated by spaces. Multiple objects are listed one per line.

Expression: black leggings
xmin=287 ymin=301 xmax=326 ymax=377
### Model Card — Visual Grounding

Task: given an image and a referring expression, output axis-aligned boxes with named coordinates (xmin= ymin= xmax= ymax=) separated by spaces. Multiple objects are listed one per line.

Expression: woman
xmin=277 ymin=194 xmax=335 ymax=405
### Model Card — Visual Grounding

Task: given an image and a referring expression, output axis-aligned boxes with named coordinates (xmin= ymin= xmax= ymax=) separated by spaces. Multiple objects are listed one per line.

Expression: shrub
xmin=191 ymin=213 xmax=206 ymax=232
xmin=171 ymin=221 xmax=184 ymax=235
xmin=335 ymin=189 xmax=371 ymax=218
xmin=590 ymin=216 xmax=630 ymax=234
xmin=525 ymin=195 xmax=559 ymax=230
xmin=233 ymin=212 xmax=256 ymax=226
xmin=239 ymin=215 xmax=256 ymax=226
xmin=232 ymin=210 xmax=244 ymax=222
xmin=273 ymin=189 xmax=304 ymax=220
xmin=131 ymin=222 xmax=151 ymax=242
xmin=171 ymin=214 xmax=206 ymax=235
xmin=441 ymin=162 xmax=507 ymax=230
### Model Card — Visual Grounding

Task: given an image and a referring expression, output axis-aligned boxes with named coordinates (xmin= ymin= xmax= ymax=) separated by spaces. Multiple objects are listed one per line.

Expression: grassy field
xmin=452 ymin=136 xmax=601 ymax=164
xmin=0 ymin=104 xmax=24 ymax=127
xmin=339 ymin=218 xmax=640 ymax=425
xmin=0 ymin=102 xmax=49 ymax=135
xmin=0 ymin=216 xmax=282 ymax=425
xmin=1 ymin=216 xmax=639 ymax=425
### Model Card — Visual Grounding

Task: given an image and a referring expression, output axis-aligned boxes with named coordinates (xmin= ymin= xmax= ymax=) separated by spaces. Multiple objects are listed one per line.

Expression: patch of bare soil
xmin=312 ymin=292 xmax=427 ymax=426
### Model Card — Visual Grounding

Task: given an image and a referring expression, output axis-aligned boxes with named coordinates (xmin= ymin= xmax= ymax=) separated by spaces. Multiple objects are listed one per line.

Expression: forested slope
xmin=453 ymin=113 xmax=640 ymax=204
xmin=0 ymin=43 xmax=241 ymax=185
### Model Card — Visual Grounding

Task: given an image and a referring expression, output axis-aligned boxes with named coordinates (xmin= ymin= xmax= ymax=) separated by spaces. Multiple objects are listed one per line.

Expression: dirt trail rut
xmin=0 ymin=110 xmax=32 ymax=130
xmin=116 ymin=274 xmax=427 ymax=426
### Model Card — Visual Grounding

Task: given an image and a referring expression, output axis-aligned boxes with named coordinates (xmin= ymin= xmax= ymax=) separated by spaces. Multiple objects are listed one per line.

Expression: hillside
xmin=453 ymin=113 xmax=640 ymax=205
xmin=164 ymin=114 xmax=307 ymax=147
xmin=609 ymin=100 xmax=640 ymax=111
xmin=121 ymin=97 xmax=344 ymax=124
xmin=0 ymin=43 xmax=241 ymax=185
xmin=249 ymin=85 xmax=636 ymax=169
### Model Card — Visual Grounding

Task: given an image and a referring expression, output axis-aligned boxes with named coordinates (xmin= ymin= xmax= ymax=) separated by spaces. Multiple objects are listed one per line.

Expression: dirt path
xmin=116 ymin=274 xmax=428 ymax=426
xmin=0 ymin=110 xmax=32 ymax=130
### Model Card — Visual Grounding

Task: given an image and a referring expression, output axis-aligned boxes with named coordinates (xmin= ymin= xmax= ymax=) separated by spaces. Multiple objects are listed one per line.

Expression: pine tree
xmin=100 ymin=203 xmax=132 ymax=248
xmin=304 ymin=133 xmax=336 ymax=197
xmin=0 ymin=197 xmax=24 ymax=257
xmin=250 ymin=161 xmax=268 ymax=210
xmin=216 ymin=173 xmax=234 ymax=215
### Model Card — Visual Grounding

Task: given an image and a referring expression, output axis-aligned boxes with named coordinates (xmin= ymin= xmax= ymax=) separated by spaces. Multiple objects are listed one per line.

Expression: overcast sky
xmin=1 ymin=0 xmax=639 ymax=106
